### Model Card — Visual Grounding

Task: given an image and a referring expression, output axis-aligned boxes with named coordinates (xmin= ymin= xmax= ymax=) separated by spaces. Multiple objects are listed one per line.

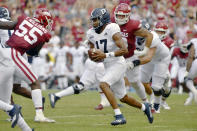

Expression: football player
xmin=0 ymin=7 xmax=46 ymax=111
xmin=86 ymin=8 xmax=153 ymax=125
xmin=153 ymin=21 xmax=174 ymax=110
xmin=96 ymin=3 xmax=154 ymax=109
xmin=0 ymin=8 xmax=55 ymax=130
xmin=184 ymin=38 xmax=197 ymax=104
xmin=128 ymin=24 xmax=171 ymax=113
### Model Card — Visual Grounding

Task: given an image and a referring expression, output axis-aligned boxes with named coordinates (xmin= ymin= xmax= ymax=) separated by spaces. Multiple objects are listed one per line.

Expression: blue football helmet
xmin=90 ymin=8 xmax=110 ymax=33
xmin=0 ymin=7 xmax=10 ymax=20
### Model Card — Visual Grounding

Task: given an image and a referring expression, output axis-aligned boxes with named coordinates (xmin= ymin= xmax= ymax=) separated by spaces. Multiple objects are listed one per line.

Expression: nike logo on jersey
xmin=104 ymin=32 xmax=108 ymax=36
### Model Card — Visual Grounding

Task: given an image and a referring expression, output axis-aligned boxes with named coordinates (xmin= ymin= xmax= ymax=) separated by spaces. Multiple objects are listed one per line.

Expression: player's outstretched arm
xmin=112 ymin=32 xmax=128 ymax=57
xmin=0 ymin=20 xmax=17 ymax=30
xmin=186 ymin=44 xmax=195 ymax=72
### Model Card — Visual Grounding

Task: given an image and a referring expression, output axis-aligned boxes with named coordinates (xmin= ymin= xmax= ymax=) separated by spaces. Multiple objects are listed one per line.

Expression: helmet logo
xmin=100 ymin=9 xmax=106 ymax=15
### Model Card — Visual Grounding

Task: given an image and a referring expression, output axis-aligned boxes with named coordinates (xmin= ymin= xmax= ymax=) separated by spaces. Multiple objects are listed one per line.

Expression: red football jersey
xmin=162 ymin=35 xmax=174 ymax=49
xmin=6 ymin=15 xmax=51 ymax=55
xmin=119 ymin=19 xmax=141 ymax=58
xmin=172 ymin=48 xmax=188 ymax=67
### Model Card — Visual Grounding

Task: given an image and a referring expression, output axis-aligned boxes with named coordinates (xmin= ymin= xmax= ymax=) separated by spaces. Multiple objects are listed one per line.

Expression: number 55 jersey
xmin=6 ymin=15 xmax=51 ymax=55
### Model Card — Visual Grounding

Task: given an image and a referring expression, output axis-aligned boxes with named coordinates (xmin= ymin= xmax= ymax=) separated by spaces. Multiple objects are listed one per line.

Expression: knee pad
xmin=73 ymin=82 xmax=85 ymax=94
xmin=152 ymin=88 xmax=162 ymax=96
xmin=161 ymin=88 xmax=171 ymax=98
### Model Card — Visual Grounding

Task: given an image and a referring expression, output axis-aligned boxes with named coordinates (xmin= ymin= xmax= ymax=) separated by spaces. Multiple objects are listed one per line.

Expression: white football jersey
xmin=87 ymin=23 xmax=124 ymax=63
xmin=0 ymin=18 xmax=14 ymax=48
xmin=149 ymin=31 xmax=170 ymax=62
xmin=190 ymin=38 xmax=197 ymax=58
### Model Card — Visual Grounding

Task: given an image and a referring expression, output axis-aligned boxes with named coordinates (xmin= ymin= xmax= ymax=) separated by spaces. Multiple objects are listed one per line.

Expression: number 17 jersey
xmin=6 ymin=15 xmax=51 ymax=55
xmin=87 ymin=23 xmax=124 ymax=63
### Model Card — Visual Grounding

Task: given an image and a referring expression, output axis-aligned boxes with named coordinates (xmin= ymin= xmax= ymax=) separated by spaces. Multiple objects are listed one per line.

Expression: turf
xmin=0 ymin=90 xmax=197 ymax=131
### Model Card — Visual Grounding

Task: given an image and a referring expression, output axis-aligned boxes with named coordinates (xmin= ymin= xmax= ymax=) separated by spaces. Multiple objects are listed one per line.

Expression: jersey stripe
xmin=11 ymin=48 xmax=34 ymax=83
xmin=15 ymin=50 xmax=37 ymax=81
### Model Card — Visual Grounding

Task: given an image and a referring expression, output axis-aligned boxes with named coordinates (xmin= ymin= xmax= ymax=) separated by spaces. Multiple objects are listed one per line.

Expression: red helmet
xmin=33 ymin=8 xmax=53 ymax=31
xmin=114 ymin=3 xmax=131 ymax=25
xmin=154 ymin=21 xmax=168 ymax=40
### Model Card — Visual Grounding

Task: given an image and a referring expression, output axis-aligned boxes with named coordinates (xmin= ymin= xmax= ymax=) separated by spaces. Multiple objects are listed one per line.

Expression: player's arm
xmin=127 ymin=47 xmax=156 ymax=69
xmin=111 ymin=32 xmax=128 ymax=57
xmin=138 ymin=47 xmax=156 ymax=64
xmin=26 ymin=42 xmax=45 ymax=56
xmin=186 ymin=44 xmax=195 ymax=72
xmin=0 ymin=20 xmax=17 ymax=30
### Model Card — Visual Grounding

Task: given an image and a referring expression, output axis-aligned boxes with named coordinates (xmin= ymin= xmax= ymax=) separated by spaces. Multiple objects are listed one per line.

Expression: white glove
xmin=126 ymin=61 xmax=134 ymax=70
xmin=134 ymin=46 xmax=149 ymax=56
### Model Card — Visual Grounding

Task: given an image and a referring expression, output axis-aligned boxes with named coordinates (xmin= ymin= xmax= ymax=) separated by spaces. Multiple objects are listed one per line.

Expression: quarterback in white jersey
xmin=86 ymin=8 xmax=153 ymax=125
xmin=129 ymin=31 xmax=171 ymax=113
xmin=185 ymin=38 xmax=197 ymax=104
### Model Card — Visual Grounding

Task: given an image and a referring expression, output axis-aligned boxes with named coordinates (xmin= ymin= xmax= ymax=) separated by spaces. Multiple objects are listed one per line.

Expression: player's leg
xmin=11 ymin=49 xmax=54 ymax=122
xmin=13 ymin=84 xmax=31 ymax=99
xmin=161 ymin=71 xmax=171 ymax=110
xmin=99 ymin=61 xmax=128 ymax=126
xmin=185 ymin=59 xmax=197 ymax=104
xmin=112 ymin=78 xmax=153 ymax=124
xmin=48 ymin=62 xmax=97 ymax=108
xmin=126 ymin=64 xmax=147 ymax=102
xmin=140 ymin=62 xmax=154 ymax=103
xmin=0 ymin=49 xmax=32 ymax=130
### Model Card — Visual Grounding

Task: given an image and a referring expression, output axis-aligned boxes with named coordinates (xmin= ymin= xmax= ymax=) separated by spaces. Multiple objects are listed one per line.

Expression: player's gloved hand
xmin=126 ymin=61 xmax=134 ymax=70
xmin=134 ymin=46 xmax=149 ymax=56
xmin=126 ymin=59 xmax=141 ymax=70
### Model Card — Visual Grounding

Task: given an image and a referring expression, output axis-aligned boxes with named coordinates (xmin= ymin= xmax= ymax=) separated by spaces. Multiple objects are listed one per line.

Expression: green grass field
xmin=1 ymin=90 xmax=197 ymax=131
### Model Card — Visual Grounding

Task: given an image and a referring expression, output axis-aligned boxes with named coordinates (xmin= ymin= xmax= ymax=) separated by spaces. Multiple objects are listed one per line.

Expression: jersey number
xmin=96 ymin=39 xmax=108 ymax=53
xmin=15 ymin=20 xmax=43 ymax=45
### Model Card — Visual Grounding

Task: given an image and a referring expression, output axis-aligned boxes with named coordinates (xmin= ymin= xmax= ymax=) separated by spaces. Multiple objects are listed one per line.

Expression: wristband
xmin=132 ymin=59 xmax=141 ymax=67
xmin=105 ymin=52 xmax=115 ymax=58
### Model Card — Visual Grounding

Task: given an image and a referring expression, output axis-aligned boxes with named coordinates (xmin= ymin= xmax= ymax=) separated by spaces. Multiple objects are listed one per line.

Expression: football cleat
xmin=34 ymin=112 xmax=55 ymax=123
xmin=94 ymin=104 xmax=104 ymax=110
xmin=144 ymin=103 xmax=154 ymax=124
xmin=111 ymin=114 xmax=126 ymax=126
xmin=151 ymin=103 xmax=160 ymax=114
xmin=9 ymin=104 xmax=22 ymax=128
xmin=48 ymin=93 xmax=60 ymax=108
xmin=161 ymin=101 xmax=171 ymax=110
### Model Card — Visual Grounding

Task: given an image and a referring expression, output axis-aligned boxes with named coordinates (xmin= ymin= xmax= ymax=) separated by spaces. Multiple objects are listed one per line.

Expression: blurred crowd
xmin=0 ymin=0 xmax=197 ymax=91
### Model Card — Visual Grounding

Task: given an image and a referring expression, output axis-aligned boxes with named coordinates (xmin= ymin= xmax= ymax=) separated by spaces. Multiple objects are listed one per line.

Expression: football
xmin=88 ymin=48 xmax=103 ymax=62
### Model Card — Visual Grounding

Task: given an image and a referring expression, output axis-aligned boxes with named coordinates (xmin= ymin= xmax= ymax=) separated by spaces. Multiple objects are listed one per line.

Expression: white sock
xmin=55 ymin=86 xmax=74 ymax=98
xmin=17 ymin=114 xmax=32 ymax=131
xmin=100 ymin=92 xmax=110 ymax=106
xmin=141 ymin=103 xmax=146 ymax=111
xmin=154 ymin=95 xmax=161 ymax=104
xmin=149 ymin=93 xmax=154 ymax=104
xmin=31 ymin=89 xmax=42 ymax=113
xmin=0 ymin=100 xmax=13 ymax=111
xmin=131 ymin=81 xmax=147 ymax=101
xmin=114 ymin=108 xmax=122 ymax=115
xmin=186 ymin=80 xmax=197 ymax=94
